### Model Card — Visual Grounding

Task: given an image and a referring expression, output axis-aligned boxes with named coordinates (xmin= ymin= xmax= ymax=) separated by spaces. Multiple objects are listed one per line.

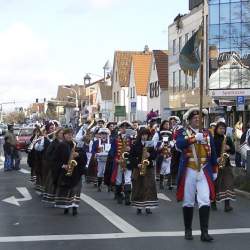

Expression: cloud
xmin=0 ymin=23 xmax=64 ymax=110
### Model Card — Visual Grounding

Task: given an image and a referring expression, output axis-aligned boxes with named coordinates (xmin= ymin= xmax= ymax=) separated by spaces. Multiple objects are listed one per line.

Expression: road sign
xmin=236 ymin=96 xmax=245 ymax=111
xmin=115 ymin=106 xmax=126 ymax=117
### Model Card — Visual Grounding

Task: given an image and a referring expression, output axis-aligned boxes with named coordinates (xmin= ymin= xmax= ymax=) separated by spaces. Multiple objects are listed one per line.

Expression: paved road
xmin=0 ymin=154 xmax=250 ymax=250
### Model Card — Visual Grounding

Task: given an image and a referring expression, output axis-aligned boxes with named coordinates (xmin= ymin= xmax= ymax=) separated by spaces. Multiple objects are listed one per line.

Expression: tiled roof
xmin=153 ymin=50 xmax=169 ymax=89
xmin=114 ymin=51 xmax=152 ymax=87
xmin=99 ymin=84 xmax=112 ymax=100
xmin=132 ymin=54 xmax=152 ymax=96
xmin=56 ymin=85 xmax=86 ymax=102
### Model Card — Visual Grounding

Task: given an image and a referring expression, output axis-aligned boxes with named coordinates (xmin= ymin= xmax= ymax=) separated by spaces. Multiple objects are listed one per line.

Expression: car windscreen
xmin=19 ymin=129 xmax=33 ymax=136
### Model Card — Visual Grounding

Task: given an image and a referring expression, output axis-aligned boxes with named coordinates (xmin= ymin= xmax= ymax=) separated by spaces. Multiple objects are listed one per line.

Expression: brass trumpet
xmin=139 ymin=147 xmax=150 ymax=176
xmin=65 ymin=141 xmax=78 ymax=176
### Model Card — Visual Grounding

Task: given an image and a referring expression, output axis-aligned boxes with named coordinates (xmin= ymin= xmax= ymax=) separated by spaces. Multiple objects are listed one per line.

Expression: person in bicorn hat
xmin=212 ymin=118 xmax=235 ymax=212
xmin=176 ymin=107 xmax=218 ymax=242
xmin=110 ymin=120 xmax=133 ymax=205
xmin=96 ymin=119 xmax=106 ymax=128
xmin=91 ymin=128 xmax=111 ymax=192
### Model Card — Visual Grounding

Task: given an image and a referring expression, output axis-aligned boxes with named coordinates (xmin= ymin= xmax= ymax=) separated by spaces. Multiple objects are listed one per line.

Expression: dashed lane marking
xmin=0 ymin=228 xmax=250 ymax=243
xmin=80 ymin=193 xmax=140 ymax=233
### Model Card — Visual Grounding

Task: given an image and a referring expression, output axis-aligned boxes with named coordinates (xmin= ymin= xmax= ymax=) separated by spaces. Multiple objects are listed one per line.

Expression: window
xmin=192 ymin=75 xmax=196 ymax=89
xmin=185 ymin=74 xmax=188 ymax=90
xmin=133 ymin=87 xmax=135 ymax=98
xmin=150 ymin=82 xmax=154 ymax=98
xmin=113 ymin=92 xmax=116 ymax=104
xmin=115 ymin=71 xmax=118 ymax=82
xmin=179 ymin=70 xmax=182 ymax=91
xmin=155 ymin=81 xmax=159 ymax=97
xmin=185 ymin=33 xmax=189 ymax=43
xmin=179 ymin=36 xmax=182 ymax=52
xmin=153 ymin=61 xmax=156 ymax=70
xmin=173 ymin=71 xmax=176 ymax=93
xmin=117 ymin=91 xmax=119 ymax=104
xmin=173 ymin=39 xmax=176 ymax=55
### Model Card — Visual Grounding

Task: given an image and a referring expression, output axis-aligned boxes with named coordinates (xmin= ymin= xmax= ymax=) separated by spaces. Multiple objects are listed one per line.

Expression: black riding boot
xmin=97 ymin=177 xmax=103 ymax=192
xmin=224 ymin=200 xmax=233 ymax=212
xmin=116 ymin=185 xmax=123 ymax=204
xmin=199 ymin=206 xmax=214 ymax=242
xmin=64 ymin=208 xmax=69 ymax=215
xmin=159 ymin=175 xmax=164 ymax=190
xmin=72 ymin=207 xmax=78 ymax=216
xmin=124 ymin=184 xmax=131 ymax=205
xmin=183 ymin=207 xmax=194 ymax=240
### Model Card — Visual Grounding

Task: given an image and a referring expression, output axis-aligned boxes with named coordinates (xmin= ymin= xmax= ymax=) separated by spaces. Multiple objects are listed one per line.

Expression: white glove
xmin=195 ymin=133 xmax=204 ymax=142
xmin=213 ymin=173 xmax=218 ymax=181
xmin=169 ymin=141 xmax=175 ymax=148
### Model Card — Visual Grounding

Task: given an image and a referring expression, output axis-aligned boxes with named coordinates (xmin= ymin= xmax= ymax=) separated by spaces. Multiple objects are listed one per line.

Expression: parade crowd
xmin=3 ymin=107 xmax=250 ymax=242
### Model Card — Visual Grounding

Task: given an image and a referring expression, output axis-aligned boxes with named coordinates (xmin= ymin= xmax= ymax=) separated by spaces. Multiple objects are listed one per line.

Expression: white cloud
xmin=0 ymin=23 xmax=64 ymax=111
xmin=88 ymin=0 xmax=120 ymax=8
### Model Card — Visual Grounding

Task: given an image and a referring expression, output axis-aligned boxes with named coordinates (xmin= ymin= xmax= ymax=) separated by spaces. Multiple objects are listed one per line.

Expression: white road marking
xmin=2 ymin=187 xmax=32 ymax=206
xmin=19 ymin=168 xmax=31 ymax=174
xmin=157 ymin=193 xmax=171 ymax=202
xmin=80 ymin=193 xmax=139 ymax=233
xmin=0 ymin=228 xmax=250 ymax=242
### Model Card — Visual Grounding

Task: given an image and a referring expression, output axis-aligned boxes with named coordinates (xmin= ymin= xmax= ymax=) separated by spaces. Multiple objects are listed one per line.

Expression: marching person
xmin=34 ymin=121 xmax=55 ymax=195
xmin=110 ymin=121 xmax=133 ymax=205
xmin=92 ymin=128 xmax=111 ymax=192
xmin=54 ymin=128 xmax=87 ymax=215
xmin=156 ymin=131 xmax=173 ymax=190
xmin=27 ymin=126 xmax=43 ymax=183
xmin=130 ymin=128 xmax=158 ymax=214
xmin=176 ymin=108 xmax=218 ymax=242
xmin=212 ymin=118 xmax=236 ymax=212
xmin=42 ymin=128 xmax=64 ymax=204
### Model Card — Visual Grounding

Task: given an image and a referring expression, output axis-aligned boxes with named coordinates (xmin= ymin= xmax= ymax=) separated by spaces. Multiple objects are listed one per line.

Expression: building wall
xmin=168 ymin=2 xmax=211 ymax=112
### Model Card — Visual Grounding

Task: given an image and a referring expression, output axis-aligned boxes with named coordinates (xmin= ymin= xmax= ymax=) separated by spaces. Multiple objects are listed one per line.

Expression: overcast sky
xmin=0 ymin=0 xmax=188 ymax=111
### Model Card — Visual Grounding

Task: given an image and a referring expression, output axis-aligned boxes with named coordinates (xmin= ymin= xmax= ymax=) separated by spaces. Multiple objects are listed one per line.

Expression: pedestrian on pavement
xmin=234 ymin=119 xmax=243 ymax=168
xmin=4 ymin=124 xmax=20 ymax=171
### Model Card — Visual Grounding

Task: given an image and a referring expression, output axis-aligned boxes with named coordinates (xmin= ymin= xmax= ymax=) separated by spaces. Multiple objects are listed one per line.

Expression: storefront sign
xmin=236 ymin=96 xmax=245 ymax=111
xmin=210 ymin=89 xmax=250 ymax=97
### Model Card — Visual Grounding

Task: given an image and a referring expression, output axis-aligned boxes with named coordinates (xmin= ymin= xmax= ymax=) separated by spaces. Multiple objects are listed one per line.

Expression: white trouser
xmin=160 ymin=157 xmax=171 ymax=175
xmin=97 ymin=160 xmax=106 ymax=178
xmin=183 ymin=167 xmax=210 ymax=208
xmin=115 ymin=165 xmax=132 ymax=185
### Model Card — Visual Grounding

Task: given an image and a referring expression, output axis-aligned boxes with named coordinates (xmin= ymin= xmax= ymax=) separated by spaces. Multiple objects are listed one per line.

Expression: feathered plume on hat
xmin=183 ymin=107 xmax=208 ymax=121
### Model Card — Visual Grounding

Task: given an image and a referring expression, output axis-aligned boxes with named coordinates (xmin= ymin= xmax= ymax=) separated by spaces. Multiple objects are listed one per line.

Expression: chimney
xmin=143 ymin=45 xmax=150 ymax=54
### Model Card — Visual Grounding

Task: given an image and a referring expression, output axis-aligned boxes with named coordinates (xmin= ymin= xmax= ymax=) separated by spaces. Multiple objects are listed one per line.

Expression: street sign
xmin=115 ymin=106 xmax=126 ymax=117
xmin=236 ymin=96 xmax=245 ymax=111
xmin=131 ymin=102 xmax=136 ymax=113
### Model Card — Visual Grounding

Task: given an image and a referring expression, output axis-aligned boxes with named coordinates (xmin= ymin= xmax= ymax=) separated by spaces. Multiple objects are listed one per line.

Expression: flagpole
xmin=198 ymin=4 xmax=205 ymax=171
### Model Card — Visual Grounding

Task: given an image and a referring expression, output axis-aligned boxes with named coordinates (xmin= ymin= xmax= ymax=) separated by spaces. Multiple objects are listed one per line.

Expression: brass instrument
xmin=139 ymin=146 xmax=150 ymax=176
xmin=218 ymin=153 xmax=230 ymax=169
xmin=65 ymin=141 xmax=78 ymax=176
xmin=119 ymin=135 xmax=130 ymax=172
xmin=162 ymin=143 xmax=171 ymax=159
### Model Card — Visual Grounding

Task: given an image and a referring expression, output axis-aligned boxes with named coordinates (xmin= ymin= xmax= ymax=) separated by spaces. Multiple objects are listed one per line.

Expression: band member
xmin=176 ymin=108 xmax=218 ymax=242
xmin=92 ymin=128 xmax=111 ymax=191
xmin=156 ymin=131 xmax=173 ymax=190
xmin=27 ymin=126 xmax=43 ymax=182
xmin=130 ymin=128 xmax=158 ymax=214
xmin=54 ymin=128 xmax=87 ymax=215
xmin=110 ymin=121 xmax=132 ymax=205
xmin=169 ymin=116 xmax=182 ymax=186
xmin=212 ymin=118 xmax=236 ymax=212
xmin=96 ymin=119 xmax=106 ymax=128
xmin=104 ymin=122 xmax=117 ymax=191
xmin=85 ymin=127 xmax=99 ymax=184
xmin=34 ymin=121 xmax=55 ymax=194
xmin=42 ymin=128 xmax=64 ymax=204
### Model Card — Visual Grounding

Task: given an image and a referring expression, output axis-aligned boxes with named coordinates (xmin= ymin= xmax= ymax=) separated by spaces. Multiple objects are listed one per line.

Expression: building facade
xmin=168 ymin=1 xmax=212 ymax=117
xmin=208 ymin=0 xmax=250 ymax=126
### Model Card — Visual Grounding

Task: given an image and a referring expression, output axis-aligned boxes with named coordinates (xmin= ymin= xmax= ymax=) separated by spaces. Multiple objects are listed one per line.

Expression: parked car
xmin=15 ymin=128 xmax=34 ymax=151
xmin=0 ymin=124 xmax=7 ymax=136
